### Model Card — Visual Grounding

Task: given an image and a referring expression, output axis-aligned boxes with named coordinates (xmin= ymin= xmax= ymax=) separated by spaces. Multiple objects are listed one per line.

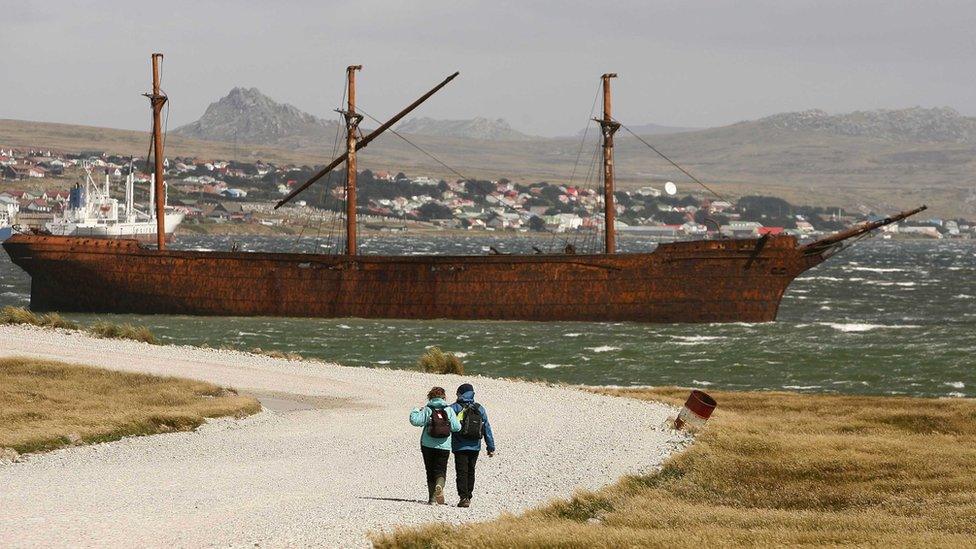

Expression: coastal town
xmin=1 ymin=146 xmax=970 ymax=240
xmin=4 ymin=4 xmax=976 ymax=549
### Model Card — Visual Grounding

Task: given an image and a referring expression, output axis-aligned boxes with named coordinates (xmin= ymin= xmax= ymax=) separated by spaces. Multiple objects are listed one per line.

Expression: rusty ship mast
xmin=3 ymin=55 xmax=926 ymax=323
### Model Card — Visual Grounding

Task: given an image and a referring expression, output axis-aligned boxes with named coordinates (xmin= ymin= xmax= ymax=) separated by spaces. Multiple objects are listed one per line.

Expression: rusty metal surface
xmin=146 ymin=53 xmax=167 ymax=250
xmin=3 ymin=234 xmax=825 ymax=323
xmin=344 ymin=65 xmax=363 ymax=255
xmin=596 ymin=72 xmax=620 ymax=254
xmin=800 ymin=205 xmax=927 ymax=254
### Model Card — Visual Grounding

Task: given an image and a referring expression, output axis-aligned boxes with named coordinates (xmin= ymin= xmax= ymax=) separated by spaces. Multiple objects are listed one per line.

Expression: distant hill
xmin=397 ymin=117 xmax=532 ymax=141
xmin=753 ymin=107 xmax=976 ymax=143
xmin=173 ymin=87 xmax=339 ymax=145
xmin=4 ymin=103 xmax=976 ymax=216
xmin=623 ymin=122 xmax=698 ymax=136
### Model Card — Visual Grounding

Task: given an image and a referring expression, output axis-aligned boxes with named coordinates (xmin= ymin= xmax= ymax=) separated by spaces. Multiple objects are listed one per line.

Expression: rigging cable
xmin=558 ymin=83 xmax=601 ymax=253
xmin=578 ymin=140 xmax=602 ymax=253
xmin=323 ymin=87 xmax=347 ymax=254
xmin=294 ymin=81 xmax=347 ymax=253
xmin=568 ymin=84 xmax=601 ymax=189
xmin=612 ymin=118 xmax=728 ymax=203
xmin=356 ymin=106 xmax=574 ymax=249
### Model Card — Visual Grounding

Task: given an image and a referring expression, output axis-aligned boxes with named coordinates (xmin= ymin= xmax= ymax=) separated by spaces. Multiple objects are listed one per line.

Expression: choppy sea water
xmin=2 ymin=234 xmax=973 ymax=397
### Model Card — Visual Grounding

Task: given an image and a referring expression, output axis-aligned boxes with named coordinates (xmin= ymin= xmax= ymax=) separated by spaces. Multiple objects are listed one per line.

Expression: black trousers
xmin=421 ymin=446 xmax=450 ymax=489
xmin=454 ymin=450 xmax=480 ymax=499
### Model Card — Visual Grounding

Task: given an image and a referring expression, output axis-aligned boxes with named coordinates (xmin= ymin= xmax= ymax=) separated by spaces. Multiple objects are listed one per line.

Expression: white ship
xmin=0 ymin=202 xmax=16 ymax=241
xmin=46 ymin=161 xmax=184 ymax=241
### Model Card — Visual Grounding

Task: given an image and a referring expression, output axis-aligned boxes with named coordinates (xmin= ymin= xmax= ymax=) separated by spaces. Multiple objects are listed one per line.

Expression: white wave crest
xmin=585 ymin=346 xmax=620 ymax=353
xmin=846 ymin=266 xmax=909 ymax=273
xmin=673 ymin=335 xmax=725 ymax=342
xmin=820 ymin=322 xmax=921 ymax=333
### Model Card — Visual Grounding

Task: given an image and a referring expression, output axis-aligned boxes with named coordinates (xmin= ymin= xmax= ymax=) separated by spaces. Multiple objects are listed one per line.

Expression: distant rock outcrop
xmin=174 ymin=87 xmax=337 ymax=144
xmin=396 ymin=117 xmax=532 ymax=141
xmin=755 ymin=107 xmax=976 ymax=143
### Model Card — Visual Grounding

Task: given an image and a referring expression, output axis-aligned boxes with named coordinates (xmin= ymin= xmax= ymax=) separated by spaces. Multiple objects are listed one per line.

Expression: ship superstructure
xmin=0 ymin=201 xmax=16 ymax=241
xmin=45 ymin=160 xmax=183 ymax=241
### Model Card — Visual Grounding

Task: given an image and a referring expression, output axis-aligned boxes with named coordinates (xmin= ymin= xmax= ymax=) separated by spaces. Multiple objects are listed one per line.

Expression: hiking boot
xmin=457 ymin=498 xmax=471 ymax=508
xmin=434 ymin=477 xmax=446 ymax=505
xmin=427 ymin=484 xmax=436 ymax=505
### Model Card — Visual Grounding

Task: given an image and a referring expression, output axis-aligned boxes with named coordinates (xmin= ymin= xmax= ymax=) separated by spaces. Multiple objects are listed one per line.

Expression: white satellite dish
xmin=664 ymin=181 xmax=677 ymax=196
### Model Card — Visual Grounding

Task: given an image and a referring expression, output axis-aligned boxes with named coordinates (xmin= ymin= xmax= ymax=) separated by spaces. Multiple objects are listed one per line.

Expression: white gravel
xmin=0 ymin=324 xmax=686 ymax=547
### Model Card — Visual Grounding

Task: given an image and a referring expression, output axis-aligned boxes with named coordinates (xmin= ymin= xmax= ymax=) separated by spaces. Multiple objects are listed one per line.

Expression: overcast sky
xmin=2 ymin=0 xmax=974 ymax=136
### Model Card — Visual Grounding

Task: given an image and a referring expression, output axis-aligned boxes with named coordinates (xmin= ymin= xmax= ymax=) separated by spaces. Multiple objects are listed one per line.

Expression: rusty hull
xmin=2 ymin=234 xmax=825 ymax=323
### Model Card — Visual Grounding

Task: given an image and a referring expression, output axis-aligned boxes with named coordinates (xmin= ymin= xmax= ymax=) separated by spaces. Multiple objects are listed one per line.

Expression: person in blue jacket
xmin=409 ymin=386 xmax=461 ymax=505
xmin=450 ymin=383 xmax=496 ymax=508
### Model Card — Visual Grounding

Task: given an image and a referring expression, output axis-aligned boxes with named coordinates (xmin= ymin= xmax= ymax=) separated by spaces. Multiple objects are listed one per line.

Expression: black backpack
xmin=428 ymin=406 xmax=452 ymax=438
xmin=458 ymin=403 xmax=484 ymax=440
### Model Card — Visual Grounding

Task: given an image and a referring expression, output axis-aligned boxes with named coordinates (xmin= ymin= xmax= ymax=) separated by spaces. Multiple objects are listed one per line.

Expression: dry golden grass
xmin=418 ymin=347 xmax=465 ymax=375
xmin=88 ymin=321 xmax=159 ymax=345
xmin=249 ymin=347 xmax=305 ymax=361
xmin=2 ymin=306 xmax=159 ymax=345
xmin=0 ymin=357 xmax=260 ymax=455
xmin=372 ymin=387 xmax=976 ymax=547
xmin=0 ymin=305 xmax=79 ymax=330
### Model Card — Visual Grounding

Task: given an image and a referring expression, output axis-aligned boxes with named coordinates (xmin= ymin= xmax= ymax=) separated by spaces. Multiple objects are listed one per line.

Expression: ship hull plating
xmin=3 ymin=234 xmax=825 ymax=323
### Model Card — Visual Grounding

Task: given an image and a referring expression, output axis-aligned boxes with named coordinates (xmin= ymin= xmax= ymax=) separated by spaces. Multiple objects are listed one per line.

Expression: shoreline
xmin=0 ymin=324 xmax=686 ymax=547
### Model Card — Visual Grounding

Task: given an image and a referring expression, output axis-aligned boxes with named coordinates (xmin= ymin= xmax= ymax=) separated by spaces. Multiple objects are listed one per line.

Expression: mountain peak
xmin=174 ymin=88 xmax=335 ymax=144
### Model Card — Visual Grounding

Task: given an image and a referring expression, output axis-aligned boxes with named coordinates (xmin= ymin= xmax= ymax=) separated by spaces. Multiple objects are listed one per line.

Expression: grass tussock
xmin=0 ymin=357 xmax=261 ymax=455
xmin=372 ymin=387 xmax=976 ymax=547
xmin=87 ymin=321 xmax=159 ymax=345
xmin=1 ymin=305 xmax=79 ymax=330
xmin=418 ymin=347 xmax=465 ymax=375
xmin=250 ymin=347 xmax=304 ymax=361
xmin=0 ymin=307 xmax=159 ymax=344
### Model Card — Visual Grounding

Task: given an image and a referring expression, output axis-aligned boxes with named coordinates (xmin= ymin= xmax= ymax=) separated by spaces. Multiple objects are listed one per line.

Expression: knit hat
xmin=457 ymin=383 xmax=474 ymax=395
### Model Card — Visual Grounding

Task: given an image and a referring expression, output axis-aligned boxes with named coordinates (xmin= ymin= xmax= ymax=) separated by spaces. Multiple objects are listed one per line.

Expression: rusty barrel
xmin=674 ymin=390 xmax=717 ymax=430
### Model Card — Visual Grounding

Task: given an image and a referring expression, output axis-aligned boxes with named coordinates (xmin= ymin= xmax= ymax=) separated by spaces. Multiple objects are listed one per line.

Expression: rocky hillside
xmin=173 ymin=87 xmax=338 ymax=144
xmin=396 ymin=117 xmax=531 ymax=141
xmin=754 ymin=107 xmax=976 ymax=143
xmin=6 ymin=101 xmax=976 ymax=216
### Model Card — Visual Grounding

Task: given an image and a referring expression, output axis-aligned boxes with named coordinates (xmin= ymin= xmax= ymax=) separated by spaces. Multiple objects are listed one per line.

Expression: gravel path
xmin=0 ymin=324 xmax=686 ymax=547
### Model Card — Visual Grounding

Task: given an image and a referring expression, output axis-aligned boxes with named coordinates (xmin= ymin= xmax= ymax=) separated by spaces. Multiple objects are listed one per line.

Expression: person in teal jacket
xmin=409 ymin=386 xmax=461 ymax=504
